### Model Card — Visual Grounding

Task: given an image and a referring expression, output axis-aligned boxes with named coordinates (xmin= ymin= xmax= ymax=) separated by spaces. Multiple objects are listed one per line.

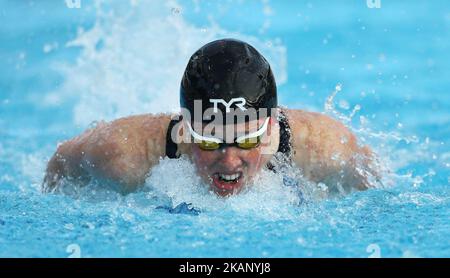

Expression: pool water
xmin=0 ymin=0 xmax=449 ymax=257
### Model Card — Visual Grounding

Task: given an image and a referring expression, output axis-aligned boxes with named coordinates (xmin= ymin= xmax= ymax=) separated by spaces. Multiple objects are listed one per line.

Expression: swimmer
xmin=43 ymin=39 xmax=378 ymax=197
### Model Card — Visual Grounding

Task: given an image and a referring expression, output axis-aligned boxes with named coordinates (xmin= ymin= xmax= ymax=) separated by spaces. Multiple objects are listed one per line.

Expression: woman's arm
xmin=286 ymin=109 xmax=379 ymax=194
xmin=43 ymin=114 xmax=172 ymax=194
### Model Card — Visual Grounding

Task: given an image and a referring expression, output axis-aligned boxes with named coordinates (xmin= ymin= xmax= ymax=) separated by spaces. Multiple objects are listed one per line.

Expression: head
xmin=179 ymin=39 xmax=278 ymax=196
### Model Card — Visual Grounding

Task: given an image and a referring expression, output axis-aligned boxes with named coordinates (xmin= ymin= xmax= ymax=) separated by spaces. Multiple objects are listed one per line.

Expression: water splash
xmin=323 ymin=83 xmax=444 ymax=191
xmin=145 ymin=156 xmax=309 ymax=220
xmin=48 ymin=0 xmax=287 ymax=127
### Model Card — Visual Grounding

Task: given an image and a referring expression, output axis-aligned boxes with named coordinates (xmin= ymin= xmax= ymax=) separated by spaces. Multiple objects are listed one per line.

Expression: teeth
xmin=218 ymin=173 xmax=241 ymax=181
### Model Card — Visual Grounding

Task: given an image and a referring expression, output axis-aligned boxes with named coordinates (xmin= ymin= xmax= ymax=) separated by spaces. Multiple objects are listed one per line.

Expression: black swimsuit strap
xmin=165 ymin=117 xmax=181 ymax=159
xmin=265 ymin=109 xmax=292 ymax=172
xmin=276 ymin=108 xmax=292 ymax=158
xmin=165 ymin=109 xmax=292 ymax=159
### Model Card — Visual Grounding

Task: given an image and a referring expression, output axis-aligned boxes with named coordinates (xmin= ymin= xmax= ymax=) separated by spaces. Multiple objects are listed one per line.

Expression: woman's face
xmin=189 ymin=117 xmax=278 ymax=196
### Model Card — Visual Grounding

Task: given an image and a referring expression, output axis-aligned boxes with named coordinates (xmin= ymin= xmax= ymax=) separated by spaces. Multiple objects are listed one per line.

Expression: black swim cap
xmin=180 ymin=39 xmax=277 ymax=122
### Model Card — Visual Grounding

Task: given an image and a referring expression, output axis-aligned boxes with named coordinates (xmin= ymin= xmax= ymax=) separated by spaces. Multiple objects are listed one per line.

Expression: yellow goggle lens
xmin=196 ymin=137 xmax=261 ymax=150
xmin=197 ymin=140 xmax=220 ymax=150
xmin=236 ymin=136 xmax=260 ymax=149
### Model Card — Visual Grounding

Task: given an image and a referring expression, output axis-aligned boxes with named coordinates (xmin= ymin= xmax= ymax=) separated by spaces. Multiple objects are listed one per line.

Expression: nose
xmin=217 ymin=146 xmax=242 ymax=170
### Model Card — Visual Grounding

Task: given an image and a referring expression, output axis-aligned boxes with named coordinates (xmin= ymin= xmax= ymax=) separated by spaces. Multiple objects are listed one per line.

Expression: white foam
xmin=145 ymin=156 xmax=306 ymax=219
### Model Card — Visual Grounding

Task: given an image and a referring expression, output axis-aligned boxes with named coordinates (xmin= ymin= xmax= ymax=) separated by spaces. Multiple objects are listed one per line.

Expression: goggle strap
xmin=186 ymin=117 xmax=270 ymax=144
xmin=185 ymin=121 xmax=223 ymax=143
xmin=235 ymin=117 xmax=270 ymax=143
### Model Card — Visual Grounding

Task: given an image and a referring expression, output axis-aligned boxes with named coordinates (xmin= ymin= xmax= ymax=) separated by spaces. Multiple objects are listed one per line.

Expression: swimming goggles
xmin=185 ymin=117 xmax=270 ymax=150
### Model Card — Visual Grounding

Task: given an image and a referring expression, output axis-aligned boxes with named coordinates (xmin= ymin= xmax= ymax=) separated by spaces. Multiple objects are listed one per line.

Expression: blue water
xmin=1 ymin=0 xmax=449 ymax=257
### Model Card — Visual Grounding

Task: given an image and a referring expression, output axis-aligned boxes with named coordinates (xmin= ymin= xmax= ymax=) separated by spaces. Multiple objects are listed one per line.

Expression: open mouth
xmin=218 ymin=172 xmax=241 ymax=183
xmin=211 ymin=172 xmax=244 ymax=193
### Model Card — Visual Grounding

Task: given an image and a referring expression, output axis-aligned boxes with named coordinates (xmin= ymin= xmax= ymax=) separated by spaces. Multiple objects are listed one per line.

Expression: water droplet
xmin=297 ymin=237 xmax=306 ymax=245
xmin=360 ymin=116 xmax=368 ymax=125
xmin=64 ymin=223 xmax=75 ymax=230
xmin=338 ymin=100 xmax=349 ymax=110
xmin=331 ymin=153 xmax=341 ymax=161
xmin=43 ymin=44 xmax=53 ymax=53
xmin=122 ymin=212 xmax=135 ymax=222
